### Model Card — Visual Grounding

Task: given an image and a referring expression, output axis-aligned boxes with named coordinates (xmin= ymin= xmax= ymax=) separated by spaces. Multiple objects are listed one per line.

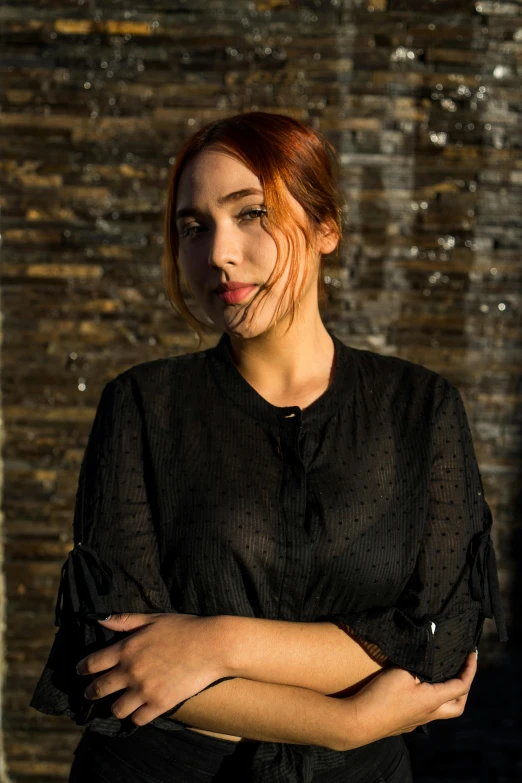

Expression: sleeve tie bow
xmin=468 ymin=508 xmax=508 ymax=642
xmin=54 ymin=541 xmax=113 ymax=629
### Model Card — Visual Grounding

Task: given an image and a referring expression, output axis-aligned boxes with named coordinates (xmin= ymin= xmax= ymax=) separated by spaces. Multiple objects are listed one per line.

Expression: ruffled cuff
xmin=31 ymin=542 xmax=127 ymax=729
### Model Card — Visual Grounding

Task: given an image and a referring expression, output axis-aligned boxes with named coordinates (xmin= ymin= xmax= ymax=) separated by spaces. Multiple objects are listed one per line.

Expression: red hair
xmin=162 ymin=111 xmax=345 ymax=348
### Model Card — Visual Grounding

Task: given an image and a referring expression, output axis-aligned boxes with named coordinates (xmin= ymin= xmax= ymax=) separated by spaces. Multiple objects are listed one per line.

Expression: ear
xmin=315 ymin=219 xmax=340 ymax=257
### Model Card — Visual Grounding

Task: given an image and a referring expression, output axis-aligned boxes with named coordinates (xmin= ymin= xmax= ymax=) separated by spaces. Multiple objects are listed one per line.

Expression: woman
xmin=30 ymin=111 xmax=508 ymax=783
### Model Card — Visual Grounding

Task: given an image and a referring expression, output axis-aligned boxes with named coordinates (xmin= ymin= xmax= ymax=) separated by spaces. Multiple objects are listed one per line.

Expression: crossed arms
xmin=169 ymin=616 xmax=389 ymax=751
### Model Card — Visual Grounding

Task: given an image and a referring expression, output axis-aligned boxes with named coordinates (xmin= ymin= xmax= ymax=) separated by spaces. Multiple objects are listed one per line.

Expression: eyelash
xmin=180 ymin=208 xmax=267 ymax=239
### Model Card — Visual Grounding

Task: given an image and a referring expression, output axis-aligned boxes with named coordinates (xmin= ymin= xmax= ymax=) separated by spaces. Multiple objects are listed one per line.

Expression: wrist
xmin=212 ymin=614 xmax=243 ymax=678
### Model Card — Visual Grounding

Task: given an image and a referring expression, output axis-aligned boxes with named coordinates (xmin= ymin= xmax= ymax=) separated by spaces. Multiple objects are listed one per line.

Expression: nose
xmin=207 ymin=222 xmax=241 ymax=270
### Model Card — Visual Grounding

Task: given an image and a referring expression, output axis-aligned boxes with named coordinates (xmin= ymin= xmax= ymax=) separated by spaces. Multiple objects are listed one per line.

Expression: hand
xmin=76 ymin=612 xmax=226 ymax=726
xmin=346 ymin=650 xmax=478 ymax=749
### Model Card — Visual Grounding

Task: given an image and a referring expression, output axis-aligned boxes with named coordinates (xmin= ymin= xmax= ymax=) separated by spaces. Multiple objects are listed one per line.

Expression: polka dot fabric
xmin=30 ymin=329 xmax=508 ymax=782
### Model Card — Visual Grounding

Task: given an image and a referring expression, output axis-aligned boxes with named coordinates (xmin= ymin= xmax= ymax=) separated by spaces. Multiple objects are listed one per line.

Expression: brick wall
xmin=1 ymin=1 xmax=520 ymax=779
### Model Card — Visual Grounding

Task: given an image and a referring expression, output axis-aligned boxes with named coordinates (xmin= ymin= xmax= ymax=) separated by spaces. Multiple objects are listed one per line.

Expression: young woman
xmin=30 ymin=111 xmax=508 ymax=783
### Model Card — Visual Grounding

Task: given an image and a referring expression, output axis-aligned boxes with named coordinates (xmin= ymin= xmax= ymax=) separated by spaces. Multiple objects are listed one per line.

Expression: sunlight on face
xmin=175 ymin=148 xmax=321 ymax=339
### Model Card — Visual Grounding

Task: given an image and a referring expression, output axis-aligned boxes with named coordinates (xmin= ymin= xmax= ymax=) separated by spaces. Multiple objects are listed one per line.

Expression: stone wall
xmin=1 ymin=1 xmax=521 ymax=780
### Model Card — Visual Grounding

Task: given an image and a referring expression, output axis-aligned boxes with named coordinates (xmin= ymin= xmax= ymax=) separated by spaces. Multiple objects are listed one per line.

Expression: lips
xmin=215 ymin=285 xmax=257 ymax=305
xmin=215 ymin=281 xmax=255 ymax=292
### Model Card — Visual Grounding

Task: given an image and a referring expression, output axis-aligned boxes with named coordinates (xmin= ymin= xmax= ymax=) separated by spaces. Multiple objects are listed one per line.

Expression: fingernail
xmin=87 ymin=613 xmax=112 ymax=620
xmin=475 ymin=647 xmax=479 ymax=660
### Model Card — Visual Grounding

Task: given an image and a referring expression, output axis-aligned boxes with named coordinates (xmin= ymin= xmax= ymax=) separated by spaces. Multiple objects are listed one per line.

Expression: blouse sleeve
xmin=314 ymin=379 xmax=508 ymax=692
xmin=29 ymin=373 xmax=181 ymax=734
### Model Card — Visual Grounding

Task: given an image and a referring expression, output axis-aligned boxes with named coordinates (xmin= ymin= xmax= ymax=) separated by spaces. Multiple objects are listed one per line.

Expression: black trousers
xmin=68 ymin=723 xmax=413 ymax=783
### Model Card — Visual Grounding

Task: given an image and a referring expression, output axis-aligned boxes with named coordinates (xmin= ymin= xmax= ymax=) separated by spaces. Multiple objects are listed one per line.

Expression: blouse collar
xmin=206 ymin=328 xmax=354 ymax=433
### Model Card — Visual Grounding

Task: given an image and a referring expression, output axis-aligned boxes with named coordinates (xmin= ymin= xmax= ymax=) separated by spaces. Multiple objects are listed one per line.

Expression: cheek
xmin=252 ymin=229 xmax=287 ymax=276
xmin=179 ymin=253 xmax=205 ymax=286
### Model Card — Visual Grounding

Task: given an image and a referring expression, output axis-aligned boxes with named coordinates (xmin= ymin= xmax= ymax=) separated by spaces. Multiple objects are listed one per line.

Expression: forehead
xmin=174 ymin=148 xmax=304 ymax=223
xmin=177 ymin=149 xmax=261 ymax=196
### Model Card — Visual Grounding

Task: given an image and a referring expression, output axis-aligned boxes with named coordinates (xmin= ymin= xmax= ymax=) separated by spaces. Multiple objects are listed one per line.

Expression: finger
xmin=128 ymin=703 xmax=165 ymax=727
xmin=429 ymin=703 xmax=466 ymax=721
xmin=436 ymin=691 xmax=469 ymax=711
xmin=77 ymin=642 xmax=123 ymax=676
xmin=84 ymin=669 xmax=128 ymax=702
xmin=97 ymin=613 xmax=158 ymax=631
xmin=437 ymin=691 xmax=469 ymax=718
xmin=422 ymin=651 xmax=477 ymax=705
xmin=444 ymin=692 xmax=469 ymax=707
xmin=429 ymin=690 xmax=470 ymax=721
xmin=110 ymin=691 xmax=146 ymax=721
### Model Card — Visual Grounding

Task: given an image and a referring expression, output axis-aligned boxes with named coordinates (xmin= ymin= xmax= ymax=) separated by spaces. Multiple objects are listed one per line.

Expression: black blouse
xmin=30 ymin=329 xmax=508 ymax=783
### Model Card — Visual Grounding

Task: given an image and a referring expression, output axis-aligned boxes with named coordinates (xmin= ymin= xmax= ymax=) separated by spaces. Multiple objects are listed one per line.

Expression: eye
xmin=180 ymin=207 xmax=267 ymax=239
xmin=242 ymin=207 xmax=267 ymax=221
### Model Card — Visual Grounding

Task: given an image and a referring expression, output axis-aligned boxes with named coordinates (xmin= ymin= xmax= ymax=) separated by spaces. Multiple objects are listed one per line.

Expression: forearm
xmin=169 ymin=674 xmax=353 ymax=751
xmin=221 ymin=616 xmax=389 ymax=696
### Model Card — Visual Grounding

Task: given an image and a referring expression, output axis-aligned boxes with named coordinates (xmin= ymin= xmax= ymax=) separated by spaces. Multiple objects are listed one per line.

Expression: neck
xmin=225 ymin=317 xmax=335 ymax=402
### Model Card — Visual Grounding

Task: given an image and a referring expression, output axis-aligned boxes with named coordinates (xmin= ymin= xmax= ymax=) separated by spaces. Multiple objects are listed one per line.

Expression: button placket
xmin=277 ymin=408 xmax=312 ymax=620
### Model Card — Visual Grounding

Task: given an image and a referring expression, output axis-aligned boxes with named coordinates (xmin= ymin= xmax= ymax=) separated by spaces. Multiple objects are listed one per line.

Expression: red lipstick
xmin=214 ymin=281 xmax=258 ymax=305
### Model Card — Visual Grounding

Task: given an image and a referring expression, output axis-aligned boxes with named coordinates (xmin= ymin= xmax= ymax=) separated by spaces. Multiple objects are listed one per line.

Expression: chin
xmin=219 ymin=312 xmax=266 ymax=340
xmin=213 ymin=296 xmax=278 ymax=339
xmin=223 ymin=320 xmax=256 ymax=339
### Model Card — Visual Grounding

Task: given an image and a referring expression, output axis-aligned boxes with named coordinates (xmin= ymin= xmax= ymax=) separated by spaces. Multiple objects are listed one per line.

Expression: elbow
xmin=329 ymin=735 xmax=349 ymax=753
xmin=329 ymin=699 xmax=363 ymax=753
xmin=330 ymin=731 xmax=358 ymax=753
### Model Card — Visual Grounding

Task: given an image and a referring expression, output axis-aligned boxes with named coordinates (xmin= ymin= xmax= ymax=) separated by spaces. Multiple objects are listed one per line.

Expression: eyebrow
xmin=175 ymin=188 xmax=264 ymax=221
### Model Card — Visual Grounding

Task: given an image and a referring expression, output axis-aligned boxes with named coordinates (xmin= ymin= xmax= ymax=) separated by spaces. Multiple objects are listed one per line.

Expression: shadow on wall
xmin=405 ymin=647 xmax=522 ymax=783
xmin=406 ymin=486 xmax=522 ymax=783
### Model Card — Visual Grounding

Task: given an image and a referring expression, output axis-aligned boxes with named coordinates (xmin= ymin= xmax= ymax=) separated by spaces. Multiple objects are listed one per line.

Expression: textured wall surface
xmin=1 ymin=0 xmax=521 ymax=780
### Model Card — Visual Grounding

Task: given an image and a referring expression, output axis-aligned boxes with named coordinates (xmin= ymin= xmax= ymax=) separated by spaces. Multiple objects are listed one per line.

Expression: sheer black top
xmin=30 ymin=329 xmax=508 ymax=783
